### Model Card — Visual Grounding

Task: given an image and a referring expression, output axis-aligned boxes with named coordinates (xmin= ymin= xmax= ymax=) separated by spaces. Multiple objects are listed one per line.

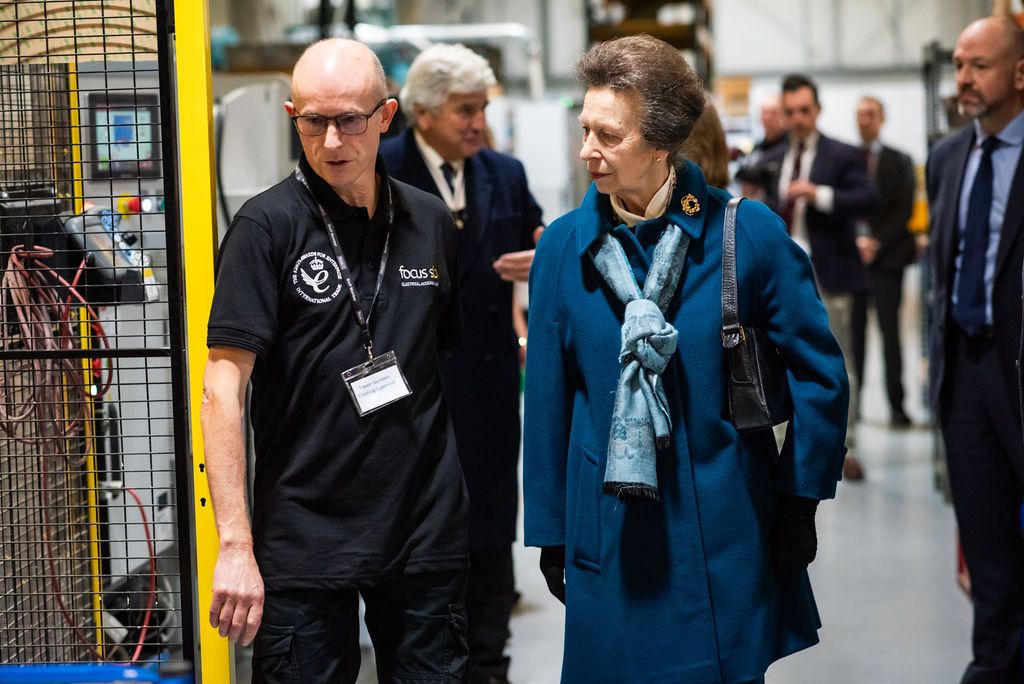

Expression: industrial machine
xmin=0 ymin=2 xmax=194 ymax=670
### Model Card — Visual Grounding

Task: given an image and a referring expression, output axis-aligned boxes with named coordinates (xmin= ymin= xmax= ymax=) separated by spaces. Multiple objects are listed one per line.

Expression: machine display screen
xmin=89 ymin=94 xmax=160 ymax=179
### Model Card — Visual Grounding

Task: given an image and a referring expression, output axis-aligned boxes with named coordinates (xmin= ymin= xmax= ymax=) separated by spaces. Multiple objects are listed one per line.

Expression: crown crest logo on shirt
xmin=309 ymin=255 xmax=324 ymax=270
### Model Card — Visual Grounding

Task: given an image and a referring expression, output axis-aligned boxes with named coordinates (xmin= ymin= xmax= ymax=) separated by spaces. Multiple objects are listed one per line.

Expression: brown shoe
xmin=842 ymin=454 xmax=865 ymax=481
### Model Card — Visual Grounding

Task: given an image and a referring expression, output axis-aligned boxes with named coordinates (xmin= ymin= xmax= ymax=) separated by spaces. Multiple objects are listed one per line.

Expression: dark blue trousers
xmin=941 ymin=328 xmax=1024 ymax=684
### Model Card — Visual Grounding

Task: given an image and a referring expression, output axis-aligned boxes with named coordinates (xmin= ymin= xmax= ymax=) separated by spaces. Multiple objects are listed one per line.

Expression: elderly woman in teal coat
xmin=523 ymin=35 xmax=849 ymax=684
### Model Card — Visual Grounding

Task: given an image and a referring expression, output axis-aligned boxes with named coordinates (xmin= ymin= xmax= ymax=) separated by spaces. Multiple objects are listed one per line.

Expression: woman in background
xmin=681 ymin=97 xmax=731 ymax=187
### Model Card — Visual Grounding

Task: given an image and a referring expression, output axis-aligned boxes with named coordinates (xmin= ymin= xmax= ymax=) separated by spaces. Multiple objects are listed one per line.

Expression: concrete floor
xmin=236 ymin=266 xmax=979 ymax=683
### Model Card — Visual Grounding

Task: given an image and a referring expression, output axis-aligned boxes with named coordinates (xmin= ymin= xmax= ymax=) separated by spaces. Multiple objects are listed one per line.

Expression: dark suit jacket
xmin=741 ymin=133 xmax=788 ymax=208
xmin=1019 ymin=260 xmax=1024 ymax=436
xmin=380 ymin=129 xmax=543 ymax=548
xmin=868 ymin=145 xmax=917 ymax=273
xmin=926 ymin=126 xmax=1024 ymax=417
xmin=765 ymin=133 xmax=879 ymax=295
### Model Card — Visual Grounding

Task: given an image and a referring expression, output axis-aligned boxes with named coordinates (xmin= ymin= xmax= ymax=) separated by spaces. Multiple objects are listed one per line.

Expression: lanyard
xmin=433 ymin=168 xmax=467 ymax=230
xmin=294 ymin=167 xmax=392 ymax=361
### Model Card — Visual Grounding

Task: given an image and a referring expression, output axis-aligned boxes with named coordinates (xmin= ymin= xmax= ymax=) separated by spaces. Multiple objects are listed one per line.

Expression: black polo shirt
xmin=207 ymin=154 xmax=467 ymax=590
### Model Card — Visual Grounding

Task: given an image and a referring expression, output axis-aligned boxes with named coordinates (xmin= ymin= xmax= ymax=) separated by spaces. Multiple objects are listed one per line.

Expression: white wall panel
xmin=716 ymin=0 xmax=992 ymax=74
xmin=545 ymin=1 xmax=587 ymax=81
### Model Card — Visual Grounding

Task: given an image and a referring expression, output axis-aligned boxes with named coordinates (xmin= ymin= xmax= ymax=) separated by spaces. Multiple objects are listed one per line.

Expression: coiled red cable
xmin=1 ymin=244 xmax=155 ymax=662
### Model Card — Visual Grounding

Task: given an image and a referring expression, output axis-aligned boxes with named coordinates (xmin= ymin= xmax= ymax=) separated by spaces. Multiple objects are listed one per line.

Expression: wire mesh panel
xmin=0 ymin=64 xmax=75 ymax=195
xmin=0 ymin=0 xmax=192 ymax=667
xmin=0 ymin=354 xmax=96 ymax=663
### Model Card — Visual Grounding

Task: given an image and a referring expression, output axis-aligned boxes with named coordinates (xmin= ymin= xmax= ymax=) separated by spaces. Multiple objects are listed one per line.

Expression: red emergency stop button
xmin=116 ymin=195 xmax=142 ymax=214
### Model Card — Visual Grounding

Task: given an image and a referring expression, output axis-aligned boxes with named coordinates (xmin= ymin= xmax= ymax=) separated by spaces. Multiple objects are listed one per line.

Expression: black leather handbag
xmin=721 ymin=197 xmax=794 ymax=433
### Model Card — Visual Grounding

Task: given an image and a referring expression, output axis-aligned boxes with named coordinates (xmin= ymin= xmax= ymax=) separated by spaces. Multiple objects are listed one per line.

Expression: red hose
xmin=3 ymin=245 xmax=155 ymax=661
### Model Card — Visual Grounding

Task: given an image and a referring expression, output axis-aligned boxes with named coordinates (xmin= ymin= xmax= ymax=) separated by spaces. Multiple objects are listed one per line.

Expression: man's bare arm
xmin=201 ymin=346 xmax=263 ymax=646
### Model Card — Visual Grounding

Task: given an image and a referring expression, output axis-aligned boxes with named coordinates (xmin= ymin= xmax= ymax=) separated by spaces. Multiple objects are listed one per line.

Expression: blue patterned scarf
xmin=589 ymin=223 xmax=690 ymax=502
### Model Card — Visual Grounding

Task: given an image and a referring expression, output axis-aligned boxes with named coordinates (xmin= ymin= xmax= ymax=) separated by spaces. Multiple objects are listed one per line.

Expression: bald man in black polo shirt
xmin=202 ymin=39 xmax=469 ymax=683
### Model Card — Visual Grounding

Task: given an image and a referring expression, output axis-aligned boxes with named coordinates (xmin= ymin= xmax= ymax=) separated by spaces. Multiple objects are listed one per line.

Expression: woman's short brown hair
xmin=576 ymin=34 xmax=705 ymax=164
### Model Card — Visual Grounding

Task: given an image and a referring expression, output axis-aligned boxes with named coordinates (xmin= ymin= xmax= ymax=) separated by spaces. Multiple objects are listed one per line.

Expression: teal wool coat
xmin=523 ymin=162 xmax=849 ymax=683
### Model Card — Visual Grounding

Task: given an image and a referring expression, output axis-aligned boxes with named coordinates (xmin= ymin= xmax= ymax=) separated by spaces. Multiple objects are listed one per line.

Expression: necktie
xmin=781 ymin=140 xmax=806 ymax=229
xmin=440 ymin=162 xmax=455 ymax=193
xmin=953 ymin=136 xmax=1000 ymax=336
xmin=790 ymin=140 xmax=805 ymax=185
xmin=863 ymin=144 xmax=878 ymax=180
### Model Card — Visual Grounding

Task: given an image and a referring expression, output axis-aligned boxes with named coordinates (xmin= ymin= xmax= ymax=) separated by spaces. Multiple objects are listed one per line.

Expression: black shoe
xmin=891 ymin=410 xmax=911 ymax=428
xmin=469 ymin=676 xmax=511 ymax=684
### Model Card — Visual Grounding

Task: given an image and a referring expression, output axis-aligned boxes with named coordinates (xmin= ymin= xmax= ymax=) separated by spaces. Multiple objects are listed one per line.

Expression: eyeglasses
xmin=291 ymin=99 xmax=387 ymax=137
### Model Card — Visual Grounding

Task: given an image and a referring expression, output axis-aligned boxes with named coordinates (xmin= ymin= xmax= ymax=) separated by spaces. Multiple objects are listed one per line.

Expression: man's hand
xmin=492 ymin=249 xmax=535 ymax=282
xmin=202 ymin=348 xmax=261 ymax=644
xmin=787 ymin=179 xmax=818 ymax=203
xmin=856 ymin=235 xmax=880 ymax=265
xmin=210 ymin=543 xmax=264 ymax=646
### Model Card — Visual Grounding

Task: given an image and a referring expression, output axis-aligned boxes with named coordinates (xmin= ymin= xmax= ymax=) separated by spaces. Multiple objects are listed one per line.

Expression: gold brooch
xmin=680 ymin=194 xmax=700 ymax=216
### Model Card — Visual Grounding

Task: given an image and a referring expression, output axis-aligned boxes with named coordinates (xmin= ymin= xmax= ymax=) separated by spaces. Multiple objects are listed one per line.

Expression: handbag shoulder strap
xmin=721 ymin=196 xmax=744 ymax=348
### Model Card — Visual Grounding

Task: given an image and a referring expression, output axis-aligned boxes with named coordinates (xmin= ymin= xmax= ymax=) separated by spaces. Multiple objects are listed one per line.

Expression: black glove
xmin=539 ymin=546 xmax=566 ymax=604
xmin=771 ymin=492 xmax=819 ymax=579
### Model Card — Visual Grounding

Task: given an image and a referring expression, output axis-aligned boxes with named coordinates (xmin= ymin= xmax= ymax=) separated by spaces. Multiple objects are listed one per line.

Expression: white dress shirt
xmin=777 ymin=130 xmax=836 ymax=254
xmin=413 ymin=129 xmax=466 ymax=213
xmin=952 ymin=107 xmax=1024 ymax=325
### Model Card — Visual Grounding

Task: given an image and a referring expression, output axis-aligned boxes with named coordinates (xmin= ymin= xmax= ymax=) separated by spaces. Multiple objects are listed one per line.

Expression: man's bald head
xmin=284 ymin=38 xmax=397 ymax=205
xmin=953 ymin=15 xmax=1024 ymax=134
xmin=759 ymin=94 xmax=786 ymax=143
xmin=959 ymin=15 xmax=1024 ymax=60
xmin=1006 ymin=15 xmax=1024 ymax=59
xmin=291 ymin=38 xmax=388 ymax=106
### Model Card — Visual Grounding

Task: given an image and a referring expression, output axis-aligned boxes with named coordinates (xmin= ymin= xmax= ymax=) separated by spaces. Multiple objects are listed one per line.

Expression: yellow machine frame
xmin=172 ymin=1 xmax=230 ymax=681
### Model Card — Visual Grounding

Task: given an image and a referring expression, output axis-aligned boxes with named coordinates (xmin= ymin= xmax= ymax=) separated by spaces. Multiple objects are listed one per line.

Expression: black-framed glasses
xmin=291 ymin=99 xmax=387 ymax=137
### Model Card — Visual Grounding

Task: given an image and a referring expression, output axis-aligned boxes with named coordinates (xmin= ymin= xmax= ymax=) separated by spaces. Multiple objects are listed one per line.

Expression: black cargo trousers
xmin=252 ymin=570 xmax=468 ymax=683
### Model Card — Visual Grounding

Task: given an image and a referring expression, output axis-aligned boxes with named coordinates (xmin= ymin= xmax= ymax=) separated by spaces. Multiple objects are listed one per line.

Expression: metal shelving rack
xmin=920 ymin=40 xmax=957 ymax=501
xmin=585 ymin=0 xmax=713 ymax=84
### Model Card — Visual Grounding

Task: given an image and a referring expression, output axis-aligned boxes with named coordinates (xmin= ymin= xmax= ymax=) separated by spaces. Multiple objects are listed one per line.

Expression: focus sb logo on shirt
xmin=399 ymin=264 xmax=439 ymax=287
xmin=292 ymin=251 xmax=343 ymax=304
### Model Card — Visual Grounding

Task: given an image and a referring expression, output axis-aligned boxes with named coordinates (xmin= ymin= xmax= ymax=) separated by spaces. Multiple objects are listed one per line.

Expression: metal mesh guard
xmin=0 ymin=0 xmax=187 ymax=667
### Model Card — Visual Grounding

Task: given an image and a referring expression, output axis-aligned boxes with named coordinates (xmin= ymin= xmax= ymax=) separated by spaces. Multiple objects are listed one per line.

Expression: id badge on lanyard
xmin=342 ymin=351 xmax=412 ymax=416
xmin=294 ymin=167 xmax=413 ymax=415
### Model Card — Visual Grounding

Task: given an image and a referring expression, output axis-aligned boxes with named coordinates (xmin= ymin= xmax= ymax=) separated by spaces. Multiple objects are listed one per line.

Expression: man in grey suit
xmin=926 ymin=16 xmax=1024 ymax=683
xmin=850 ymin=96 xmax=917 ymax=427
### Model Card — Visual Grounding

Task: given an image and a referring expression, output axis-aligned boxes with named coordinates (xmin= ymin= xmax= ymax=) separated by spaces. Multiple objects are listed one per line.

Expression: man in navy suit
xmin=380 ymin=43 xmax=544 ymax=684
xmin=927 ymin=16 xmax=1024 ymax=682
xmin=766 ymin=73 xmax=879 ymax=480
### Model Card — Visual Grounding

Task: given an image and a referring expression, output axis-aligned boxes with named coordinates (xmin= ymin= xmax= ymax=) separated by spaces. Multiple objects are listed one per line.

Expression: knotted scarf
xmin=589 ymin=223 xmax=690 ymax=502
